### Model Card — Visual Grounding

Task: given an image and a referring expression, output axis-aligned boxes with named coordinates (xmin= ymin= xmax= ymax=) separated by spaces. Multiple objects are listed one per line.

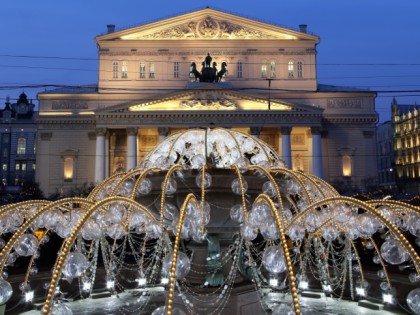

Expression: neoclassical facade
xmin=36 ymin=8 xmax=377 ymax=196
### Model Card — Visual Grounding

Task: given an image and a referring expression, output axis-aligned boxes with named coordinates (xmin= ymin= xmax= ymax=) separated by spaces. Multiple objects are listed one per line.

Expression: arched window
xmin=342 ymin=155 xmax=352 ymax=177
xmin=237 ymin=61 xmax=243 ymax=78
xmin=64 ymin=157 xmax=74 ymax=180
xmin=149 ymin=63 xmax=155 ymax=79
xmin=140 ymin=62 xmax=146 ymax=79
xmin=17 ymin=137 xmax=26 ymax=155
xmin=261 ymin=63 xmax=267 ymax=78
xmin=288 ymin=61 xmax=294 ymax=78
xmin=121 ymin=61 xmax=128 ymax=79
xmin=270 ymin=61 xmax=276 ymax=78
xmin=112 ymin=62 xmax=118 ymax=79
xmin=297 ymin=61 xmax=303 ymax=78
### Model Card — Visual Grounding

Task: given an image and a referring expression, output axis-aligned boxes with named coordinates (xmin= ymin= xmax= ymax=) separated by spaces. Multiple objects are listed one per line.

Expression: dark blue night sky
xmin=1 ymin=0 xmax=420 ymax=122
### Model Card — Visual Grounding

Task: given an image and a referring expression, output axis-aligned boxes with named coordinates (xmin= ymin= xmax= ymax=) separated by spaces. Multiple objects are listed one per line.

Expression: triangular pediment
xmin=97 ymin=85 xmax=324 ymax=114
xmin=97 ymin=8 xmax=318 ymax=42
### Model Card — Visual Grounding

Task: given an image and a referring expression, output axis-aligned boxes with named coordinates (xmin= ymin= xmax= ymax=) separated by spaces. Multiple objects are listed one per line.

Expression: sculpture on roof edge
xmin=190 ymin=53 xmax=228 ymax=83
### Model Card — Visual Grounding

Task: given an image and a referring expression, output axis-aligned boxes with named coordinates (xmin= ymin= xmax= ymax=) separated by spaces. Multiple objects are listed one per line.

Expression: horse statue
xmin=190 ymin=62 xmax=201 ymax=82
xmin=216 ymin=62 xmax=228 ymax=82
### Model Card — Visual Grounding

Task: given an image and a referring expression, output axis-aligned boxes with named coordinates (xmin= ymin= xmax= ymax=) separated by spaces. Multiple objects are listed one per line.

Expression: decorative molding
xmin=362 ymin=130 xmax=375 ymax=138
xmin=88 ymin=131 xmax=97 ymax=140
xmin=126 ymin=127 xmax=138 ymax=136
xmin=97 ymin=112 xmax=322 ymax=127
xmin=180 ymin=94 xmax=237 ymax=110
xmin=310 ymin=126 xmax=322 ymax=135
xmin=96 ymin=128 xmax=108 ymax=137
xmin=280 ymin=127 xmax=292 ymax=135
xmin=132 ymin=16 xmax=283 ymax=40
xmin=40 ymin=132 xmax=53 ymax=141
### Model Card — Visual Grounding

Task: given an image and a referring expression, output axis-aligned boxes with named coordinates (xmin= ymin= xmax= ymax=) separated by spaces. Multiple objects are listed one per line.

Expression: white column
xmin=311 ymin=127 xmax=323 ymax=178
xmin=105 ymin=136 xmax=110 ymax=178
xmin=126 ymin=128 xmax=138 ymax=171
xmin=95 ymin=128 xmax=107 ymax=183
xmin=281 ymin=127 xmax=292 ymax=169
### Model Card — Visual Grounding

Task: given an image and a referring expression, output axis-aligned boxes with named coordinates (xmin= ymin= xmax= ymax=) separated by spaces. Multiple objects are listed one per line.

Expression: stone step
xmin=358 ymin=299 xmax=384 ymax=310
xmin=300 ymin=290 xmax=324 ymax=299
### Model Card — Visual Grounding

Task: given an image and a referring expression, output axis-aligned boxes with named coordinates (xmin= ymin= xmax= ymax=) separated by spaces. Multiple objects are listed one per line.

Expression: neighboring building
xmin=0 ymin=93 xmax=37 ymax=193
xmin=376 ymin=120 xmax=397 ymax=192
xmin=392 ymin=98 xmax=420 ymax=194
xmin=36 ymin=8 xmax=378 ymax=196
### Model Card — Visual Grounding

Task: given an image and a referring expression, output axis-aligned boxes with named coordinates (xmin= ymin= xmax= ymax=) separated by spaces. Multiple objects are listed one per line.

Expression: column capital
xmin=280 ymin=127 xmax=292 ymax=135
xmin=310 ymin=126 xmax=322 ymax=135
xmin=126 ymin=127 xmax=138 ymax=136
xmin=95 ymin=128 xmax=107 ymax=137
xmin=250 ymin=126 xmax=263 ymax=136
xmin=158 ymin=127 xmax=169 ymax=136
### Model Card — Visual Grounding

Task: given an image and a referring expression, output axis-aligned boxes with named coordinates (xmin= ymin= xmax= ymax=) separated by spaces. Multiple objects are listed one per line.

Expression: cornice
xmin=96 ymin=111 xmax=322 ymax=127
xmin=322 ymin=114 xmax=378 ymax=125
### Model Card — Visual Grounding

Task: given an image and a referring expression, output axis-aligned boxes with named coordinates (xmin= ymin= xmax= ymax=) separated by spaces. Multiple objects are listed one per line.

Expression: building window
xmin=17 ymin=137 xmax=26 ymax=155
xmin=173 ymin=62 xmax=179 ymax=78
xmin=2 ymin=164 xmax=7 ymax=171
xmin=34 ymin=143 xmax=36 ymax=155
xmin=140 ymin=63 xmax=146 ymax=79
xmin=112 ymin=62 xmax=118 ymax=79
xmin=64 ymin=157 xmax=74 ymax=181
xmin=237 ymin=61 xmax=243 ymax=78
xmin=21 ymin=163 xmax=26 ymax=172
xmin=288 ymin=61 xmax=294 ymax=78
xmin=261 ymin=63 xmax=267 ymax=78
xmin=270 ymin=61 xmax=276 ymax=78
xmin=149 ymin=63 xmax=155 ymax=79
xmin=121 ymin=61 xmax=128 ymax=79
xmin=15 ymin=163 xmax=20 ymax=171
xmin=32 ymin=163 xmax=36 ymax=171
xmin=297 ymin=61 xmax=303 ymax=78
xmin=2 ymin=148 xmax=8 ymax=158
xmin=342 ymin=155 xmax=352 ymax=177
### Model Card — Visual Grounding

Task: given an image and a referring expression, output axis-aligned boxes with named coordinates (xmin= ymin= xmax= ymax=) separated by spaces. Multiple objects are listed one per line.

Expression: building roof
xmin=317 ymin=84 xmax=371 ymax=93
xmin=38 ymin=85 xmax=98 ymax=95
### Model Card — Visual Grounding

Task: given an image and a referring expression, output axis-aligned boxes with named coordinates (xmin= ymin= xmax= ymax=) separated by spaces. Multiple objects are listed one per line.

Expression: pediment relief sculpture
xmin=180 ymin=94 xmax=237 ymax=109
xmin=122 ymin=16 xmax=293 ymax=40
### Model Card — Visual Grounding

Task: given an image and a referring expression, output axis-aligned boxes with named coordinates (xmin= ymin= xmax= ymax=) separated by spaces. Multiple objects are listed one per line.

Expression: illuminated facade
xmin=392 ymin=98 xmax=420 ymax=193
xmin=36 ymin=8 xmax=378 ymax=196
xmin=0 ymin=93 xmax=37 ymax=193
xmin=376 ymin=120 xmax=397 ymax=192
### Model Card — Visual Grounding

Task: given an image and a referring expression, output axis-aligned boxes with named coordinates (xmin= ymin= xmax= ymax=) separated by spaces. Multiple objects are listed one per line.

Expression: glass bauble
xmin=161 ymin=252 xmax=191 ymax=280
xmin=62 ymin=252 xmax=89 ymax=279
xmin=241 ymin=223 xmax=257 ymax=241
xmin=0 ymin=279 xmax=13 ymax=304
xmin=262 ymin=181 xmax=277 ymax=198
xmin=407 ymin=215 xmax=420 ymax=238
xmin=288 ymin=224 xmax=306 ymax=241
xmin=262 ymin=245 xmax=286 ymax=274
xmin=163 ymin=178 xmax=177 ymax=195
xmin=137 ymin=178 xmax=152 ymax=195
xmin=15 ymin=234 xmax=38 ymax=257
xmin=381 ymin=239 xmax=409 ymax=265
xmin=407 ymin=288 xmax=420 ymax=314
xmin=357 ymin=213 xmax=379 ymax=236
xmin=195 ymin=172 xmax=212 ymax=189
xmin=230 ymin=204 xmax=245 ymax=223
xmin=322 ymin=225 xmax=338 ymax=241
xmin=260 ymin=220 xmax=280 ymax=240
xmin=231 ymin=177 xmax=248 ymax=195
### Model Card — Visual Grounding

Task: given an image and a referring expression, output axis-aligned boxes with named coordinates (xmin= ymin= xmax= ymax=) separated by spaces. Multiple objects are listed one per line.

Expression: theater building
xmin=36 ymin=8 xmax=377 ymax=196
